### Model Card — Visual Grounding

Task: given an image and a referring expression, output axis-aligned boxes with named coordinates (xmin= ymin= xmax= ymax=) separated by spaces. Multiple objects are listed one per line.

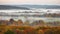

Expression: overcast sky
xmin=0 ymin=0 xmax=60 ymax=5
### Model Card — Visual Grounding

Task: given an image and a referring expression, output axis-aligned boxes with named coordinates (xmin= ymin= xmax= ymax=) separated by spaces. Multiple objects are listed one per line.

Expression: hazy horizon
xmin=0 ymin=0 xmax=60 ymax=5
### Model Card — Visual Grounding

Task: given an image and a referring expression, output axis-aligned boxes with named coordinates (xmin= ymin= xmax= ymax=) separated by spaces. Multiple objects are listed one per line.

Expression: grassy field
xmin=0 ymin=25 xmax=60 ymax=34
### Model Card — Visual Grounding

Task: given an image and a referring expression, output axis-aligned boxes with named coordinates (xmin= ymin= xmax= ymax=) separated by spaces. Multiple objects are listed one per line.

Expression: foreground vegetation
xmin=0 ymin=25 xmax=60 ymax=34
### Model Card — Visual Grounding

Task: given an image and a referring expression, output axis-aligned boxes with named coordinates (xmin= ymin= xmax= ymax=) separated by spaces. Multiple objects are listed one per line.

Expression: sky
xmin=0 ymin=0 xmax=60 ymax=5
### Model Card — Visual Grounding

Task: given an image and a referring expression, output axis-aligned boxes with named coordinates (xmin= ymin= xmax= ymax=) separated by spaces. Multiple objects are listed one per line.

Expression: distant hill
xmin=0 ymin=5 xmax=30 ymax=10
xmin=0 ymin=5 xmax=60 ymax=10
xmin=16 ymin=5 xmax=60 ymax=9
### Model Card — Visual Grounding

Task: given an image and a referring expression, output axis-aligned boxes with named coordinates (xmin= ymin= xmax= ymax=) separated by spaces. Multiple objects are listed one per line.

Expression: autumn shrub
xmin=44 ymin=29 xmax=54 ymax=34
xmin=4 ymin=30 xmax=15 ymax=34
